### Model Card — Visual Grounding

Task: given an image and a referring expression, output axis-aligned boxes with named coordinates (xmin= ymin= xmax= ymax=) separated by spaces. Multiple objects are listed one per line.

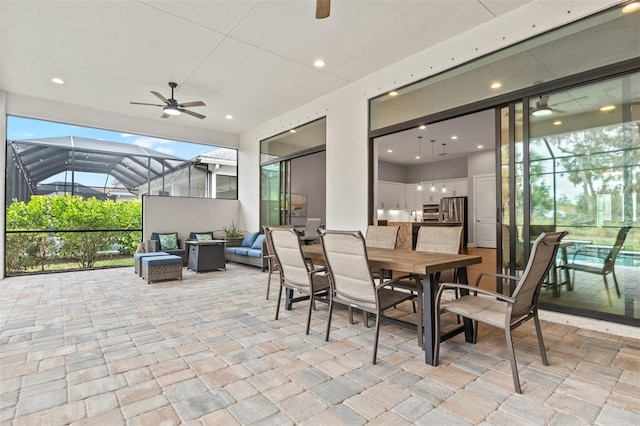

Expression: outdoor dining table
xmin=301 ymin=244 xmax=482 ymax=365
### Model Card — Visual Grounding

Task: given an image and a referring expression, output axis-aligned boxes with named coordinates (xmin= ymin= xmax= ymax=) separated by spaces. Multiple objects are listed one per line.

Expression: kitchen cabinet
xmin=378 ymin=181 xmax=405 ymax=209
xmin=405 ymin=184 xmax=422 ymax=210
xmin=447 ymin=178 xmax=468 ymax=197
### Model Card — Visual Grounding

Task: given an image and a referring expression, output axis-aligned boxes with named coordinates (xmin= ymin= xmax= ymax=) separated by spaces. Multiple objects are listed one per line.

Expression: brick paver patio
xmin=1 ymin=264 xmax=639 ymax=425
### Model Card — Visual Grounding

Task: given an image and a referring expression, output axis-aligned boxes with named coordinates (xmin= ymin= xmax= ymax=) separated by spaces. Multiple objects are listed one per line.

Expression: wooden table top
xmin=302 ymin=245 xmax=482 ymax=275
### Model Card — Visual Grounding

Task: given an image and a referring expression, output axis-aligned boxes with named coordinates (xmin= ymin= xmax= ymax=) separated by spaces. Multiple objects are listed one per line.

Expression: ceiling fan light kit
xmin=130 ymin=82 xmax=206 ymax=120
xmin=531 ymin=107 xmax=553 ymax=117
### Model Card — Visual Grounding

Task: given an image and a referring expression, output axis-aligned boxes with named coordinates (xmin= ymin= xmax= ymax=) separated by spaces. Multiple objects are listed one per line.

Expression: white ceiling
xmin=376 ymin=109 xmax=496 ymax=165
xmin=1 ymin=0 xmax=533 ymax=135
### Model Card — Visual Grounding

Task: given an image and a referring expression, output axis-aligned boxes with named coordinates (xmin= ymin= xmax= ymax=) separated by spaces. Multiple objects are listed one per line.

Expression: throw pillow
xmin=158 ymin=233 xmax=178 ymax=250
xmin=241 ymin=232 xmax=260 ymax=247
xmin=251 ymin=234 xmax=266 ymax=250
xmin=195 ymin=233 xmax=213 ymax=241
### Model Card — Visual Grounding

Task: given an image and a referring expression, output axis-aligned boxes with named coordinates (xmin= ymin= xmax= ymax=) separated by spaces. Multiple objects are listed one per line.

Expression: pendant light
xmin=440 ymin=143 xmax=447 ymax=193
xmin=430 ymin=139 xmax=436 ymax=192
xmin=415 ymin=136 xmax=423 ymax=191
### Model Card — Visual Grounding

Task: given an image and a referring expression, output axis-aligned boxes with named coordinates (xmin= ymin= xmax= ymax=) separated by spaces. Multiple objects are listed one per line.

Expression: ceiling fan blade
xmin=130 ymin=102 xmax=164 ymax=107
xmin=151 ymin=91 xmax=168 ymax=103
xmin=316 ymin=0 xmax=330 ymax=19
xmin=551 ymin=95 xmax=588 ymax=107
xmin=182 ymin=109 xmax=206 ymax=119
xmin=551 ymin=108 xmax=568 ymax=113
xmin=178 ymin=101 xmax=206 ymax=108
xmin=160 ymin=112 xmax=170 ymax=119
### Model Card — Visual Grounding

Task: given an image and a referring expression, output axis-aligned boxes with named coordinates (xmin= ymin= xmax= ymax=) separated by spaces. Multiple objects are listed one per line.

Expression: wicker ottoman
xmin=133 ymin=252 xmax=168 ymax=276
xmin=141 ymin=255 xmax=183 ymax=283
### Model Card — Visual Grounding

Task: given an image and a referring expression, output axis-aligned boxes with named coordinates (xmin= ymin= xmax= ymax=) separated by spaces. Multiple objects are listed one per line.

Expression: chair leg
xmin=275 ymin=285 xmax=283 ymax=320
xmin=325 ymin=298 xmax=334 ymax=342
xmin=306 ymin=292 xmax=313 ymax=335
xmin=373 ymin=312 xmax=381 ymax=364
xmin=533 ymin=314 xmax=549 ymax=366
xmin=416 ymin=287 xmax=423 ymax=348
xmin=505 ymin=326 xmax=522 ymax=394
xmin=266 ymin=269 xmax=272 ymax=300
xmin=364 ymin=311 xmax=370 ymax=328
xmin=611 ymin=270 xmax=621 ymax=297
xmin=348 ymin=307 xmax=354 ymax=324
xmin=602 ymin=274 xmax=613 ymax=305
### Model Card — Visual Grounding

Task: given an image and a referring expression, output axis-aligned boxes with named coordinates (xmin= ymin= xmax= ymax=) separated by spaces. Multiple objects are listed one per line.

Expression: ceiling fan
xmin=316 ymin=0 xmax=330 ymax=19
xmin=130 ymin=82 xmax=206 ymax=119
xmin=530 ymin=95 xmax=588 ymax=117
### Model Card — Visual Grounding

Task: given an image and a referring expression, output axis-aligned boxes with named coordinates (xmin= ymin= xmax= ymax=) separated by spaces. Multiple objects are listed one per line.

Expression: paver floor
xmin=1 ymin=264 xmax=639 ymax=425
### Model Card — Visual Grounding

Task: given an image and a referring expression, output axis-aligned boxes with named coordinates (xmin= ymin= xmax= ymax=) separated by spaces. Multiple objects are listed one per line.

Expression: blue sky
xmin=7 ymin=116 xmax=219 ymax=187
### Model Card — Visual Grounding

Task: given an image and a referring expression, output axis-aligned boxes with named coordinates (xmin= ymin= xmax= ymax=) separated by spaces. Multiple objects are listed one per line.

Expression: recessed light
xmin=477 ymin=145 xmax=484 ymax=149
xmin=387 ymin=149 xmax=393 ymax=153
xmin=289 ymin=129 xmax=297 ymax=133
xmin=415 ymin=156 xmax=421 ymax=159
xmin=622 ymin=2 xmax=639 ymax=13
xmin=490 ymin=82 xmax=502 ymax=89
xmin=225 ymin=114 xmax=234 ymax=120
xmin=388 ymin=91 xmax=398 ymax=97
xmin=553 ymin=120 xmax=562 ymax=126
xmin=51 ymin=77 xmax=64 ymax=85
xmin=451 ymin=135 xmax=458 ymax=140
xmin=600 ymin=105 xmax=616 ymax=112
xmin=314 ymin=59 xmax=325 ymax=68
xmin=419 ymin=125 xmax=426 ymax=130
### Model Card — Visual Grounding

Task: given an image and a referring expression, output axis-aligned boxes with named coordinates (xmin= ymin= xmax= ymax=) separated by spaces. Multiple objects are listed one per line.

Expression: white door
xmin=474 ymin=174 xmax=496 ymax=248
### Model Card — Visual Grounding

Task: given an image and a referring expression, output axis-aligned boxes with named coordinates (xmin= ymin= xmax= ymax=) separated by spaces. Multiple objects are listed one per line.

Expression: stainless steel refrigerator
xmin=439 ymin=196 xmax=468 ymax=247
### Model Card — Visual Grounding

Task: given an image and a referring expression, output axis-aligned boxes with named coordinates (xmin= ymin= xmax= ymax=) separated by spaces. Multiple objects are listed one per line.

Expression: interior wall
xmin=238 ymin=1 xmax=617 ymax=235
xmin=378 ymin=161 xmax=408 ymax=183
xmin=290 ymin=151 xmax=326 ymax=227
xmin=407 ymin=157 xmax=468 ymax=183
xmin=142 ymin=196 xmax=241 ymax=248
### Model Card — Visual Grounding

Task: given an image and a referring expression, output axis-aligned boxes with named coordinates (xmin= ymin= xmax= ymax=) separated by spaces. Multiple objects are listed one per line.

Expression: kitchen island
xmin=387 ymin=221 xmax=465 ymax=250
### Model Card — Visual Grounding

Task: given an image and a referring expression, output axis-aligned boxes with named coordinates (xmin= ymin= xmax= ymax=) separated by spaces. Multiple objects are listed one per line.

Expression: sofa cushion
xmin=142 ymin=255 xmax=182 ymax=266
xmin=226 ymin=247 xmax=249 ymax=256
xmin=158 ymin=233 xmax=178 ymax=250
xmin=241 ymin=232 xmax=260 ymax=247
xmin=246 ymin=249 xmax=262 ymax=258
xmin=251 ymin=234 xmax=266 ymax=250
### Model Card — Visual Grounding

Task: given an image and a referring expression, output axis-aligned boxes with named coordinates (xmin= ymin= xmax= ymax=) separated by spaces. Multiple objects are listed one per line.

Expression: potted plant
xmin=223 ymin=222 xmax=245 ymax=247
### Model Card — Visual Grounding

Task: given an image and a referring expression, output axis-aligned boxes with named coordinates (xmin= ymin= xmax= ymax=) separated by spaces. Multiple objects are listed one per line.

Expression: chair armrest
xmin=378 ymin=274 xmax=419 ymax=290
xmin=438 ymin=282 xmax=516 ymax=304
xmin=570 ymin=245 xmax=608 ymax=263
xmin=309 ymin=267 xmax=327 ymax=276
xmin=473 ymin=272 xmax=520 ymax=287
xmin=147 ymin=240 xmax=160 ymax=252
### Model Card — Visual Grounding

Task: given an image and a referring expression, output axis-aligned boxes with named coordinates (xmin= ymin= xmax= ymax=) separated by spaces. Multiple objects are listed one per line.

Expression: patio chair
xmin=148 ymin=232 xmax=186 ymax=265
xmin=320 ymin=229 xmax=417 ymax=364
xmin=365 ymin=225 xmax=399 ymax=249
xmin=562 ymin=226 xmax=630 ymax=301
xmin=267 ymin=226 xmax=330 ymax=335
xmin=299 ymin=217 xmax=323 ymax=245
xmin=365 ymin=225 xmax=399 ymax=283
xmin=262 ymin=225 xmax=293 ymax=300
xmin=392 ymin=225 xmax=464 ymax=346
xmin=434 ymin=231 xmax=568 ymax=393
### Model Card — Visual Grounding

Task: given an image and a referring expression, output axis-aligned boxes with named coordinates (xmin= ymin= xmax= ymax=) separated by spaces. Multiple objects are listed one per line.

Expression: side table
xmin=186 ymin=240 xmax=226 ymax=272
